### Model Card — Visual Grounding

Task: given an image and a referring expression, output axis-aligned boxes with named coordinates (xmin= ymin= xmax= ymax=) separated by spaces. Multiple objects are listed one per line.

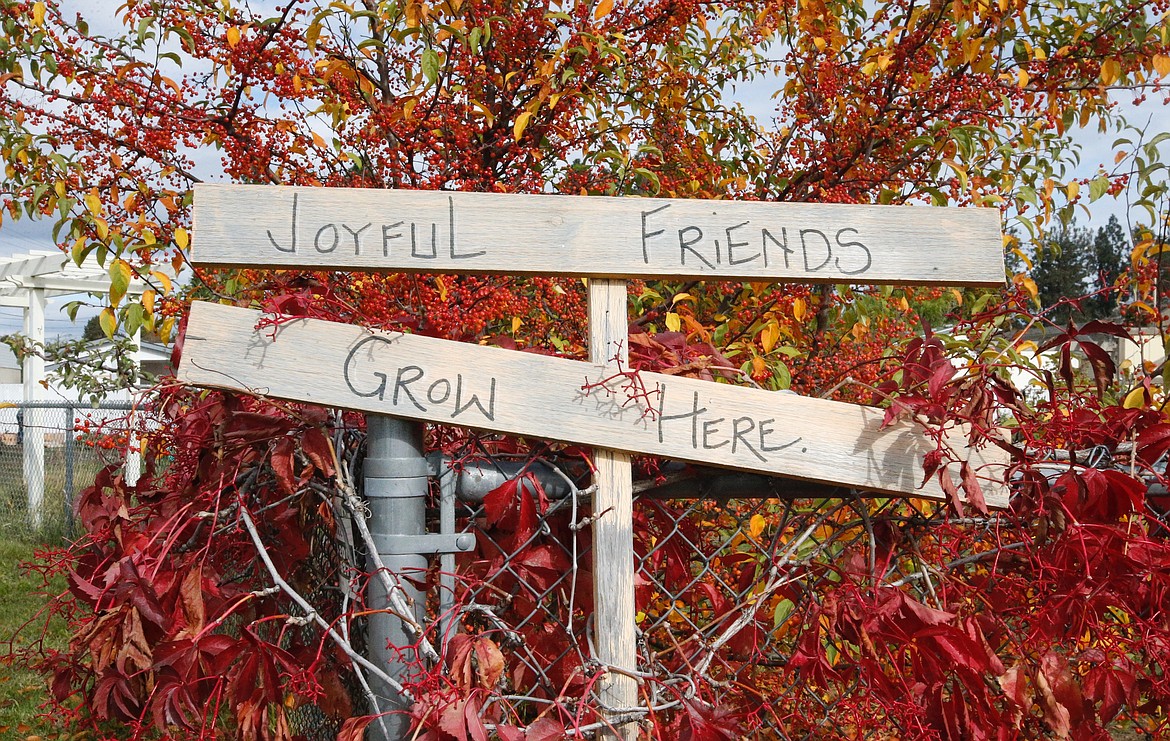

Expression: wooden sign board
xmin=192 ymin=184 xmax=1005 ymax=286
xmin=178 ymin=303 xmax=1009 ymax=506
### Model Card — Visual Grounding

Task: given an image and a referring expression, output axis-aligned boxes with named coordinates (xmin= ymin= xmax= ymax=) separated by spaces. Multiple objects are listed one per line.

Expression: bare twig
xmin=237 ymin=503 xmax=408 ymax=719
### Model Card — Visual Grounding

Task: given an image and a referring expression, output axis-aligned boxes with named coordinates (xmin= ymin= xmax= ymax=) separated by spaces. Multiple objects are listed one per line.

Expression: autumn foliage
xmin=3 ymin=0 xmax=1170 ymax=738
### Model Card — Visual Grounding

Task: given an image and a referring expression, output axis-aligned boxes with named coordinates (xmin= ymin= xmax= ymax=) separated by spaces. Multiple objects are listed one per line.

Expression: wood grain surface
xmin=588 ymin=279 xmax=639 ymax=739
xmin=178 ymin=302 xmax=1010 ymax=506
xmin=192 ymin=183 xmax=1005 ymax=286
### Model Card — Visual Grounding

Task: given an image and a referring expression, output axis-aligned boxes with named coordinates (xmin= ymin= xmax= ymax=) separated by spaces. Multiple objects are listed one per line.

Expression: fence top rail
xmin=1 ymin=400 xmax=137 ymax=409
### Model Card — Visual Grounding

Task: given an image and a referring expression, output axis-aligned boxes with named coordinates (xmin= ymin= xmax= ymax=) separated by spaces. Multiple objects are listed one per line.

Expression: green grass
xmin=0 ymin=538 xmax=73 ymax=739
xmin=0 ymin=443 xmax=112 ymax=544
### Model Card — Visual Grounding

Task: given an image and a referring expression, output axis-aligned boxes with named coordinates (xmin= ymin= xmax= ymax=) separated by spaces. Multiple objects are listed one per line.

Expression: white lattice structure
xmin=0 ymin=248 xmax=170 ymax=525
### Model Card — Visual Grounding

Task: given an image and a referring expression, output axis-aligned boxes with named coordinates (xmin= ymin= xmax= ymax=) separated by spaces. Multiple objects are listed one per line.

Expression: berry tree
xmin=2 ymin=0 xmax=1170 ymax=737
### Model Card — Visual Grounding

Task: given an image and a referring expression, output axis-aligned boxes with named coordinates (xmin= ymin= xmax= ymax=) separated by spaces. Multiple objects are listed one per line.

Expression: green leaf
xmin=124 ymin=303 xmax=144 ymax=337
xmin=772 ymin=360 xmax=792 ymax=390
xmin=773 ymin=598 xmax=795 ymax=629
xmin=421 ymin=48 xmax=440 ymax=85
xmin=1089 ymin=175 xmax=1110 ymax=202
xmin=109 ymin=259 xmax=132 ymax=306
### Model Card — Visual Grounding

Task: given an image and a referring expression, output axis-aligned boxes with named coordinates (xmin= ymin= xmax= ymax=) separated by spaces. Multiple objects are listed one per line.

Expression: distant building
xmin=0 ymin=343 xmax=19 ymax=384
xmin=1113 ymin=327 xmax=1167 ymax=376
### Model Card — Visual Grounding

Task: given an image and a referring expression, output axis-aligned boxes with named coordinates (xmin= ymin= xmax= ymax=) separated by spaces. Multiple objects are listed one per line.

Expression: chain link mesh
xmin=0 ymin=401 xmax=135 ymax=541
xmin=418 ymin=447 xmax=1015 ymax=738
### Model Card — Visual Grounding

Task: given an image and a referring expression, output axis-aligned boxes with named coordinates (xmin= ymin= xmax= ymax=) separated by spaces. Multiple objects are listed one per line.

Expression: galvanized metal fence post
xmin=363 ymin=415 xmax=429 ymax=740
xmin=363 ymin=415 xmax=475 ymax=740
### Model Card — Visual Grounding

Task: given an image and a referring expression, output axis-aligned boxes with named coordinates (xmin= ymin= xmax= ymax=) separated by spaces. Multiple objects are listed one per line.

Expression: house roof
xmin=0 ymin=249 xmax=177 ymax=307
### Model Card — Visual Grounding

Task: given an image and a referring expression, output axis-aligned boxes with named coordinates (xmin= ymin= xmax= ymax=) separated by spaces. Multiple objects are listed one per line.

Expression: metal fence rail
xmin=0 ymin=400 xmax=136 ymax=541
xmin=404 ymin=442 xmax=1006 ymax=735
xmin=427 ymin=447 xmax=950 ymax=738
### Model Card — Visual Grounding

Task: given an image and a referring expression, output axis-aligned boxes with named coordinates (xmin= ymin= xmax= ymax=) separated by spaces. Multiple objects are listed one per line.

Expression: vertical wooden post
xmin=22 ymin=286 xmax=46 ymax=528
xmin=124 ymin=327 xmax=143 ymax=486
xmin=588 ymin=278 xmax=638 ymax=739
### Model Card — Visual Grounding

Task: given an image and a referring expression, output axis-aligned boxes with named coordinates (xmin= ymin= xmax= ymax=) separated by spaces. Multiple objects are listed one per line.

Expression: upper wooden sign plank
xmin=178 ymin=302 xmax=1010 ymax=506
xmin=192 ymin=184 xmax=1005 ymax=286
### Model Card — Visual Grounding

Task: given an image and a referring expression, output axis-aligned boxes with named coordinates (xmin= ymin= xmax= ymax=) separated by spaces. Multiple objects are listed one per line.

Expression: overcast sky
xmin=0 ymin=1 xmax=1166 ymax=339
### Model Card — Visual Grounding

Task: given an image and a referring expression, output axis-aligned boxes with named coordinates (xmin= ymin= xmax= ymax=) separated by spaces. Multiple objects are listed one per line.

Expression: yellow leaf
xmin=150 ymin=270 xmax=173 ymax=294
xmin=1011 ymin=247 xmax=1032 ymax=270
xmin=174 ymin=226 xmax=189 ymax=250
xmin=951 ymin=288 xmax=963 ymax=305
xmin=593 ymin=0 xmax=614 ymax=19
xmin=749 ymin=514 xmax=766 ymax=540
xmin=1100 ymin=58 xmax=1120 ymax=86
xmin=511 ymin=316 xmax=523 ymax=333
xmin=1155 ymin=54 xmax=1170 ymax=78
xmin=226 ymin=26 xmax=241 ymax=48
xmin=435 ymin=276 xmax=448 ymax=301
xmin=792 ymin=297 xmax=807 ymax=321
xmin=1017 ymin=69 xmax=1029 ymax=88
xmin=99 ymin=307 xmax=117 ymax=339
xmin=1123 ymin=387 xmax=1148 ymax=409
xmin=84 ymin=191 xmax=102 ymax=217
xmin=672 ymin=292 xmax=693 ymax=304
xmin=31 ymin=1 xmax=45 ymax=26
xmin=1132 ymin=241 xmax=1152 ymax=266
xmin=142 ymin=289 xmax=155 ymax=314
xmin=1066 ymin=180 xmax=1080 ymax=201
xmin=512 ymin=111 xmax=533 ymax=142
xmin=751 ymin=356 xmax=766 ymax=377
xmin=1021 ymin=276 xmax=1039 ymax=303
xmin=665 ymin=311 xmax=681 ymax=332
xmin=305 ymin=20 xmax=322 ymax=50
xmin=760 ymin=322 xmax=779 ymax=353
xmin=860 ymin=61 xmax=878 ymax=77
xmin=813 ymin=36 xmax=827 ymax=52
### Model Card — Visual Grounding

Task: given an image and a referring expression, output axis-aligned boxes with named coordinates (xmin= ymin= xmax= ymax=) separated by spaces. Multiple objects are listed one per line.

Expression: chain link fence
xmin=631 ymin=486 xmax=934 ymax=738
xmin=37 ymin=406 xmax=1165 ymax=738
xmin=424 ymin=446 xmax=960 ymax=738
xmin=0 ymin=401 xmax=137 ymax=541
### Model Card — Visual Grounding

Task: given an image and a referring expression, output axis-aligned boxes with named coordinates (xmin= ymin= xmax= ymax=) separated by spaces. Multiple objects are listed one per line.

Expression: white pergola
xmin=0 ymin=248 xmax=167 ymax=526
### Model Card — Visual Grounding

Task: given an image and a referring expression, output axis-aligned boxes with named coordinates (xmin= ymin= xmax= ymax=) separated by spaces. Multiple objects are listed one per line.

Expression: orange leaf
xmin=749 ymin=514 xmax=766 ymax=539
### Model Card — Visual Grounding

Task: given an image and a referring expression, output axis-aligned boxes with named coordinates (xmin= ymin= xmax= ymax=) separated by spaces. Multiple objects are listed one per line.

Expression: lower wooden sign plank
xmin=192 ymin=183 xmax=1006 ymax=286
xmin=178 ymin=302 xmax=1010 ymax=506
